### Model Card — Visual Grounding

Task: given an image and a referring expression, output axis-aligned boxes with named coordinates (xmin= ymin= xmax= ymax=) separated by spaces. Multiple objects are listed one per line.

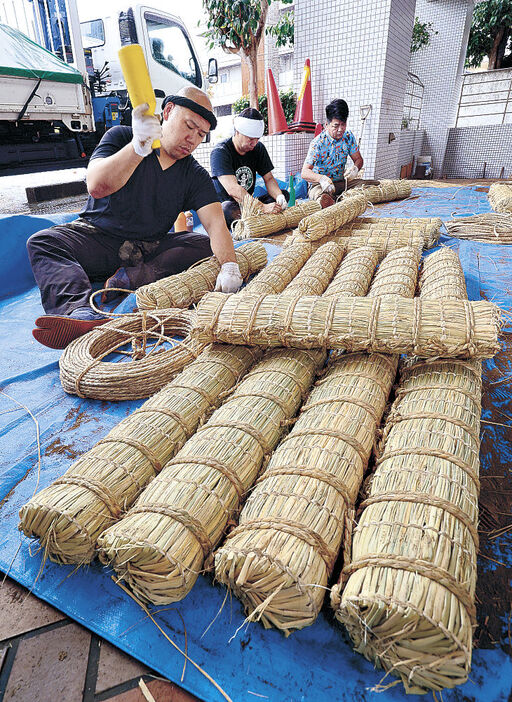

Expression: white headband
xmin=233 ymin=115 xmax=265 ymax=139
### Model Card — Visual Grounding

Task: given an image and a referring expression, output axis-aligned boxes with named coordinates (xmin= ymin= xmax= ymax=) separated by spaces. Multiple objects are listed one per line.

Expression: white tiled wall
xmin=397 ymin=129 xmax=425 ymax=174
xmin=293 ymin=0 xmax=416 ymax=179
xmin=409 ymin=0 xmax=475 ymax=177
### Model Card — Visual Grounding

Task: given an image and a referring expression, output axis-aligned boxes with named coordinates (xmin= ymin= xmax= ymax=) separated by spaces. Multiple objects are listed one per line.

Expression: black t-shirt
xmin=81 ymin=126 xmax=218 ymax=240
xmin=210 ymin=138 xmax=274 ymax=201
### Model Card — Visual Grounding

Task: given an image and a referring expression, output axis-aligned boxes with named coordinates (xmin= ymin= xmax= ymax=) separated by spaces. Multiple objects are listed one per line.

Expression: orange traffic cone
xmin=290 ymin=58 xmax=315 ymax=133
xmin=266 ymin=68 xmax=290 ymax=135
xmin=314 ymin=122 xmax=323 ymax=137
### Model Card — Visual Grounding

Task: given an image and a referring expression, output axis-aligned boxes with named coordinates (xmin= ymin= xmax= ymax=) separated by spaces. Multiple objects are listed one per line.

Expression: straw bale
xmin=214 ymin=248 xmax=418 ymax=632
xmin=192 ymin=293 xmax=501 ymax=359
xmin=232 ymin=200 xmax=321 ymax=240
xmin=281 ymin=242 xmax=345 ymax=298
xmin=19 ymin=345 xmax=262 ymax=565
xmin=97 ymin=348 xmax=326 ymax=605
xmin=136 ymin=241 xmax=267 ymax=310
xmin=239 ymin=241 xmax=313 ymax=296
xmin=59 ymin=309 xmax=205 ymax=400
xmin=339 ymin=217 xmax=442 ymax=248
xmin=488 ymin=182 xmax=512 ymax=213
xmin=296 ymin=194 xmax=367 ymax=240
xmin=332 ymin=247 xmax=482 ymax=694
xmin=367 ymin=247 xmax=420 ymax=299
xmin=322 ymin=247 xmax=379 ymax=298
xmin=342 ymin=179 xmax=412 ymax=204
xmin=445 ymin=213 xmax=512 ymax=243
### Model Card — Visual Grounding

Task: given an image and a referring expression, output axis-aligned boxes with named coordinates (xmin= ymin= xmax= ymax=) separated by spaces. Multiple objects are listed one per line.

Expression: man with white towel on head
xmin=210 ymin=107 xmax=289 ymax=229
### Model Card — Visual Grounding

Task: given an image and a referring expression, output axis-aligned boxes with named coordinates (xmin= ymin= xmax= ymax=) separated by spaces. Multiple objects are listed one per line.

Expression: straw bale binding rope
xmin=193 ymin=293 xmax=501 ymax=359
xmin=488 ymin=182 xmax=512 ymax=213
xmin=232 ymin=197 xmax=321 ymax=241
xmin=19 ymin=345 xmax=262 ymax=565
xmin=136 ymin=241 xmax=267 ymax=310
xmin=214 ymin=247 xmax=419 ymax=634
xmin=332 ymin=247 xmax=481 ymax=694
xmin=445 ymin=213 xmax=512 ymax=243
xmin=342 ymin=179 xmax=412 ymax=204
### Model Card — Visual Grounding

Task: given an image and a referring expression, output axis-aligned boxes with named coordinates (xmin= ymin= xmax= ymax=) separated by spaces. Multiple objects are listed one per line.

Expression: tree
xmin=202 ymin=0 xmax=270 ymax=109
xmin=266 ymin=0 xmax=294 ymax=48
xmin=465 ymin=0 xmax=512 ymax=70
xmin=232 ymin=89 xmax=297 ymax=128
xmin=410 ymin=17 xmax=438 ymax=53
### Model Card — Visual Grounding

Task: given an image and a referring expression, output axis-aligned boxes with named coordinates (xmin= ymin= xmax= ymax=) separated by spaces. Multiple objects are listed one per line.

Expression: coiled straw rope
xmin=488 ymin=182 xmax=512 ymax=213
xmin=445 ymin=213 xmax=512 ymax=243
xmin=333 ymin=247 xmax=482 ymax=694
xmin=136 ymin=241 xmax=267 ymax=310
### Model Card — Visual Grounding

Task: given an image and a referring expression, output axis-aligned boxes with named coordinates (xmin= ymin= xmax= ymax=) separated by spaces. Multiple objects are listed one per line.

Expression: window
xmin=220 ymin=72 xmax=228 ymax=83
xmin=80 ymin=19 xmax=105 ymax=49
xmin=145 ymin=13 xmax=201 ymax=87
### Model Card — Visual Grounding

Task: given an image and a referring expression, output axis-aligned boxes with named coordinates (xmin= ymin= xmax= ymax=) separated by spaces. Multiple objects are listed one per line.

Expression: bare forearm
xmin=301 ymin=165 xmax=323 ymax=184
xmin=87 ymin=145 xmax=143 ymax=199
xmin=197 ymin=202 xmax=237 ymax=264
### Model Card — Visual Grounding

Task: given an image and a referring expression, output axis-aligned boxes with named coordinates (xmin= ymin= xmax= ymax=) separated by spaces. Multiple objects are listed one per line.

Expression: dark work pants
xmin=221 ymin=189 xmax=290 ymax=229
xmin=26 ymin=218 xmax=213 ymax=316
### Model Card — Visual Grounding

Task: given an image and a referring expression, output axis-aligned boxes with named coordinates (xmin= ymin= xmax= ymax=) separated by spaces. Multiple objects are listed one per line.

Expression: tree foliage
xmin=202 ymin=0 xmax=269 ymax=108
xmin=266 ymin=0 xmax=294 ymax=48
xmin=232 ymin=90 xmax=297 ymax=130
xmin=465 ymin=0 xmax=512 ymax=70
xmin=410 ymin=17 xmax=438 ymax=53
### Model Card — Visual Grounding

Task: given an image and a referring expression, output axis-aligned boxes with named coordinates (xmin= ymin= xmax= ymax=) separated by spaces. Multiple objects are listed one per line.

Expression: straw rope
xmin=97 ymin=348 xmax=326 ymax=605
xmin=488 ymin=182 xmax=512 ymax=213
xmin=332 ymin=247 xmax=482 ymax=694
xmin=296 ymin=194 xmax=368 ymax=240
xmin=342 ymin=179 xmax=412 ymax=204
xmin=214 ymin=247 xmax=419 ymax=633
xmin=136 ymin=241 xmax=267 ymax=310
xmin=192 ymin=293 xmax=501 ymax=359
xmin=19 ymin=345 xmax=262 ymax=565
xmin=445 ymin=213 xmax=512 ymax=243
xmin=232 ymin=200 xmax=321 ymax=240
xmin=59 ymin=309 xmax=205 ymax=400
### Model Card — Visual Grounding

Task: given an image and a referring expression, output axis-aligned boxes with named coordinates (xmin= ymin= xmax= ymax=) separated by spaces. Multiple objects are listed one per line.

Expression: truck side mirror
xmin=207 ymin=58 xmax=218 ymax=84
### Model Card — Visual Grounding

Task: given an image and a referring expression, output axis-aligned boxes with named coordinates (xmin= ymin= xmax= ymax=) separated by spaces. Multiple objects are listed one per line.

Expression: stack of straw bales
xmin=332 ymin=247 xmax=482 ymax=694
xmin=192 ymin=293 xmax=501 ymax=358
xmin=488 ymin=182 xmax=512 ymax=213
xmin=232 ymin=200 xmax=321 ymax=240
xmin=343 ymin=179 xmax=412 ymax=204
xmin=19 ymin=345 xmax=262 ymax=564
xmin=136 ymin=241 xmax=267 ymax=310
xmin=59 ymin=309 xmax=203 ymax=400
xmin=214 ymin=247 xmax=419 ymax=633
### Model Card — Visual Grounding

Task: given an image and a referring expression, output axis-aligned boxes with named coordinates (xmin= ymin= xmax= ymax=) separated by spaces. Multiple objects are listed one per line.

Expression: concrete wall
xmin=293 ymin=0 xmax=416 ymax=179
xmin=456 ymin=68 xmax=512 ymax=127
xmin=409 ymin=0 xmax=475 ymax=177
xmin=443 ymin=124 xmax=512 ymax=178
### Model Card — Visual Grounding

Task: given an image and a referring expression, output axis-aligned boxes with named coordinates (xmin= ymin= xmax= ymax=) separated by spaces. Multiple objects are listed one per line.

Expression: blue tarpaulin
xmin=0 ymin=186 xmax=511 ymax=701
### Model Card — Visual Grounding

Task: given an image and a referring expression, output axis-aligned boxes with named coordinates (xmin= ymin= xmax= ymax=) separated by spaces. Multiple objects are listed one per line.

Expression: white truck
xmin=0 ymin=0 xmax=217 ymax=168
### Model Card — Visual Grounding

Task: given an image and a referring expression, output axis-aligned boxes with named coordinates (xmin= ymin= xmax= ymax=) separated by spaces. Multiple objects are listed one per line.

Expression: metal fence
xmin=456 ymin=68 xmax=512 ymax=127
xmin=402 ymin=72 xmax=424 ymax=130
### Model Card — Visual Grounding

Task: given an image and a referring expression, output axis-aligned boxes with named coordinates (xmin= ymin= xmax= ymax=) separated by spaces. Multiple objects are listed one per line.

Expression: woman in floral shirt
xmin=301 ymin=99 xmax=364 ymax=207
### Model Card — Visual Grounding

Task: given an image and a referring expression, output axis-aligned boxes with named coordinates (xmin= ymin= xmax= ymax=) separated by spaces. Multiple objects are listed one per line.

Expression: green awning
xmin=0 ymin=23 xmax=84 ymax=84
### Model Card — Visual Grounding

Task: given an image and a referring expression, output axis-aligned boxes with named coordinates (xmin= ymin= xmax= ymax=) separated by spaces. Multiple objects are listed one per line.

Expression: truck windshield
xmin=145 ymin=13 xmax=201 ymax=87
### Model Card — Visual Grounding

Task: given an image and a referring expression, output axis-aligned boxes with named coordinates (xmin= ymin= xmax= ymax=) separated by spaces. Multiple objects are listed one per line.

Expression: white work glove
xmin=131 ymin=103 xmax=162 ymax=157
xmin=276 ymin=194 xmax=288 ymax=210
xmin=214 ymin=262 xmax=243 ymax=293
xmin=319 ymin=175 xmax=335 ymax=194
xmin=344 ymin=163 xmax=360 ymax=181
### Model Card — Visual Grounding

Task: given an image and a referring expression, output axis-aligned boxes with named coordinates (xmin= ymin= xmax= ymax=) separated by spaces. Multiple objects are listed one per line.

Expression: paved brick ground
xmin=0 ymin=578 xmax=200 ymax=702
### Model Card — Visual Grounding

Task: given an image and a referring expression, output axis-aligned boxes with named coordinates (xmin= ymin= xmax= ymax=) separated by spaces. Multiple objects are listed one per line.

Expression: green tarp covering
xmin=0 ymin=23 xmax=83 ymax=84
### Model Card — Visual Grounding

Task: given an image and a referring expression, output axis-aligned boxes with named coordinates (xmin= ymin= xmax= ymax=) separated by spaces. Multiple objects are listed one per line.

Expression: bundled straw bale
xmin=19 ymin=345 xmax=261 ymax=565
xmin=281 ymin=242 xmax=345 ymax=298
xmin=214 ymin=248 xmax=419 ymax=633
xmin=445 ymin=213 xmax=512 ymax=243
xmin=340 ymin=216 xmax=442 ymax=248
xmin=136 ymin=241 xmax=267 ymax=310
xmin=296 ymin=194 xmax=367 ymax=240
xmin=332 ymin=247 xmax=482 ymax=694
xmin=342 ymin=179 xmax=412 ymax=204
xmin=97 ymin=348 xmax=326 ymax=604
xmin=488 ymin=182 xmax=512 ymax=213
xmin=240 ymin=241 xmax=313 ymax=296
xmin=193 ymin=292 xmax=501 ymax=359
xmin=322 ymin=247 xmax=379 ymax=298
xmin=232 ymin=200 xmax=321 ymax=240
xmin=59 ymin=309 xmax=204 ymax=400
xmin=367 ymin=247 xmax=420 ymax=298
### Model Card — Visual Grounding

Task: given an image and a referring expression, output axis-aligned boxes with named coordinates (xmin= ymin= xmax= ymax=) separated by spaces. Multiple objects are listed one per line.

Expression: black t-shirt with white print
xmin=210 ymin=137 xmax=274 ymax=201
